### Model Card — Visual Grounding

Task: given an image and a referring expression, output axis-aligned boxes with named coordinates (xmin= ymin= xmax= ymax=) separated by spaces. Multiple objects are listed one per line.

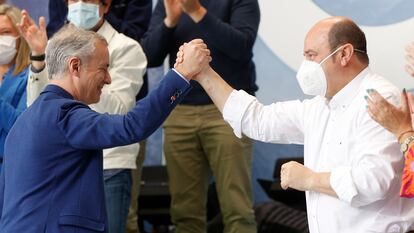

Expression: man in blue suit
xmin=0 ymin=25 xmax=210 ymax=232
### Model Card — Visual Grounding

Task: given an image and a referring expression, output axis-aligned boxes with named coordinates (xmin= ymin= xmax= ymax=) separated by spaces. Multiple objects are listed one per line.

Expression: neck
xmin=49 ymin=76 xmax=81 ymax=101
xmin=91 ymin=18 xmax=105 ymax=32
xmin=327 ymin=63 xmax=368 ymax=98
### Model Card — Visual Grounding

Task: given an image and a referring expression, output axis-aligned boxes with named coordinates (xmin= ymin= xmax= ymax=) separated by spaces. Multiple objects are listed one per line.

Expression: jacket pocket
xmin=59 ymin=215 xmax=105 ymax=232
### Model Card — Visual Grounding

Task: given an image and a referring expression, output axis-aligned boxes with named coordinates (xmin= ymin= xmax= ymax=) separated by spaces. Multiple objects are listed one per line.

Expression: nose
xmin=104 ymin=73 xmax=111 ymax=85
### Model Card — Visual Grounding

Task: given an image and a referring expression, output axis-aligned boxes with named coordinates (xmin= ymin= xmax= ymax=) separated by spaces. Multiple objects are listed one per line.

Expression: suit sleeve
xmin=59 ymin=70 xmax=191 ymax=150
xmin=197 ymin=0 xmax=260 ymax=62
xmin=140 ymin=0 xmax=175 ymax=67
xmin=105 ymin=0 xmax=153 ymax=41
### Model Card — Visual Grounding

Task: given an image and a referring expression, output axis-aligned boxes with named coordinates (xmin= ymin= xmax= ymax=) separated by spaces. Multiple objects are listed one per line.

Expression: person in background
xmin=178 ymin=16 xmax=414 ymax=233
xmin=18 ymin=0 xmax=147 ymax=232
xmin=46 ymin=0 xmax=152 ymax=41
xmin=141 ymin=0 xmax=260 ymax=232
xmin=0 ymin=4 xmax=31 ymax=173
xmin=365 ymin=42 xmax=414 ymax=199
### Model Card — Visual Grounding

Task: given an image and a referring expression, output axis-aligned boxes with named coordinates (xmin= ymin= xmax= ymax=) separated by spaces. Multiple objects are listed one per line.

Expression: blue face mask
xmin=67 ymin=1 xmax=101 ymax=30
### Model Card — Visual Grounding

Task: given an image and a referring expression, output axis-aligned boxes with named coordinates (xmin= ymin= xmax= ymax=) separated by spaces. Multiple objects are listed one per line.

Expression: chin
xmin=92 ymin=97 xmax=100 ymax=104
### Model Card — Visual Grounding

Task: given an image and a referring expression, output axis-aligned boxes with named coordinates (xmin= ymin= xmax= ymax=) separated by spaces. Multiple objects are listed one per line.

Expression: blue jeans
xmin=104 ymin=169 xmax=132 ymax=233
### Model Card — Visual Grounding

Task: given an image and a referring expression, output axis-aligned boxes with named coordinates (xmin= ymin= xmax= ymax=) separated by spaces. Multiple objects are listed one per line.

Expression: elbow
xmin=350 ymin=173 xmax=395 ymax=207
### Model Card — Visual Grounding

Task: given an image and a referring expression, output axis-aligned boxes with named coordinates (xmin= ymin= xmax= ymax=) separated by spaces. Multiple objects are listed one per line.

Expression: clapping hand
xmin=16 ymin=10 xmax=47 ymax=56
xmin=366 ymin=89 xmax=414 ymax=140
xmin=405 ymin=42 xmax=414 ymax=77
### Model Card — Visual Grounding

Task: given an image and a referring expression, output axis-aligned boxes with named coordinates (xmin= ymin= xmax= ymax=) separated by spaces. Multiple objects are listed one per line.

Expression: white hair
xmin=45 ymin=24 xmax=107 ymax=80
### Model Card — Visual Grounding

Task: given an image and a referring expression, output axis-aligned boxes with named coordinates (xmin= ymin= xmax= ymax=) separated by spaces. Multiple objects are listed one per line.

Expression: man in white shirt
xmin=17 ymin=1 xmax=146 ymax=232
xmin=178 ymin=16 xmax=414 ymax=233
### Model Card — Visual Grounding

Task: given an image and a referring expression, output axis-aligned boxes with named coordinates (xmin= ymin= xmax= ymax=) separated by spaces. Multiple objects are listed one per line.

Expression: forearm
xmin=31 ymin=59 xmax=45 ymax=71
xmin=196 ymin=67 xmax=234 ymax=113
xmin=309 ymin=172 xmax=338 ymax=197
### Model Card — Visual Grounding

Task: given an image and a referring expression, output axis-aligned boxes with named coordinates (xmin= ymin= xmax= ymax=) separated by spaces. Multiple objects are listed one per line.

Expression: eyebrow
xmin=0 ymin=26 xmax=13 ymax=31
xmin=304 ymin=49 xmax=318 ymax=55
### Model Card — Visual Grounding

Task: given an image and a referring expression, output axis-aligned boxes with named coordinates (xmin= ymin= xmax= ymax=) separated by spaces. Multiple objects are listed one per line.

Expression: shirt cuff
xmin=30 ymin=64 xmax=46 ymax=73
xmin=172 ymin=68 xmax=189 ymax=84
xmin=222 ymin=90 xmax=256 ymax=138
xmin=330 ymin=166 xmax=358 ymax=204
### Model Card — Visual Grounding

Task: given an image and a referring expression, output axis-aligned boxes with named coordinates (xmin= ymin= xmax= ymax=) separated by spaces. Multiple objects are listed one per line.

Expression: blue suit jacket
xmin=0 ymin=70 xmax=190 ymax=232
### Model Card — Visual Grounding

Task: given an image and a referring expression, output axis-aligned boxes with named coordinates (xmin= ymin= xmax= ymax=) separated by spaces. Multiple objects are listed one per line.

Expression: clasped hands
xmin=174 ymin=39 xmax=212 ymax=82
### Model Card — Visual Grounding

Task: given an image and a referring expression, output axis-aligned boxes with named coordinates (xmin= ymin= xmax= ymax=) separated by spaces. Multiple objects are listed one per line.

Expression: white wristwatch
xmin=400 ymin=135 xmax=414 ymax=153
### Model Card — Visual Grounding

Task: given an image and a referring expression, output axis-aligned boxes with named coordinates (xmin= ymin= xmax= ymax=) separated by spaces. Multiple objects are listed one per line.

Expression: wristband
xmin=30 ymin=53 xmax=45 ymax=61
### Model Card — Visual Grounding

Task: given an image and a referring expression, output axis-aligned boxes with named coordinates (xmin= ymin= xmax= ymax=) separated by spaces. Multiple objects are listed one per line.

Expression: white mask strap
xmin=319 ymin=45 xmax=345 ymax=65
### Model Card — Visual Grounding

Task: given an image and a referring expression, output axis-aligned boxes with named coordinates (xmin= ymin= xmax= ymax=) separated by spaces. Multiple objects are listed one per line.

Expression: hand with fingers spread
xmin=174 ymin=39 xmax=211 ymax=80
xmin=16 ymin=10 xmax=47 ymax=56
xmin=366 ymin=89 xmax=414 ymax=141
xmin=280 ymin=161 xmax=315 ymax=191
xmin=405 ymin=42 xmax=414 ymax=77
xmin=164 ymin=0 xmax=183 ymax=28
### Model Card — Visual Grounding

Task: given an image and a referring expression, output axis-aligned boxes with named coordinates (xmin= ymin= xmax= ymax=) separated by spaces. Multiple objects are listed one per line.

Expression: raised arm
xmin=63 ymin=40 xmax=211 ymax=149
xmin=17 ymin=10 xmax=48 ymax=73
xmin=17 ymin=10 xmax=49 ymax=106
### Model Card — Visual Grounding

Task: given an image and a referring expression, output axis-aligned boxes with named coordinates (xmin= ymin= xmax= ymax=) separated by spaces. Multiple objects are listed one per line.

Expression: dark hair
xmin=328 ymin=19 xmax=369 ymax=64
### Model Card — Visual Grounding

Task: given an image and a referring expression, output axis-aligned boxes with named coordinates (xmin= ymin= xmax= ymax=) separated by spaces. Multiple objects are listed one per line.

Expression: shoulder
xmin=108 ymin=30 xmax=146 ymax=61
xmin=7 ymin=66 xmax=30 ymax=80
xmin=362 ymin=72 xmax=400 ymax=104
xmin=106 ymin=23 xmax=143 ymax=50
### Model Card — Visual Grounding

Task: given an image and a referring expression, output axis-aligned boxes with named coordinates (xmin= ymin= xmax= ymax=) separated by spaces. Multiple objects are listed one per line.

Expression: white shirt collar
xmin=96 ymin=20 xmax=116 ymax=42
xmin=328 ymin=66 xmax=371 ymax=110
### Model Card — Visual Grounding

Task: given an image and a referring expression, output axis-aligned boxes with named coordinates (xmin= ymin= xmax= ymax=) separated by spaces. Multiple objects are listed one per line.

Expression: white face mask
xmin=0 ymin=35 xmax=17 ymax=65
xmin=296 ymin=45 xmax=344 ymax=97
xmin=67 ymin=1 xmax=101 ymax=30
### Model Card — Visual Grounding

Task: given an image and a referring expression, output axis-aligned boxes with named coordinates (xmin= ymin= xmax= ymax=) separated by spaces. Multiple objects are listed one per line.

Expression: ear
xmin=340 ymin=43 xmax=353 ymax=66
xmin=68 ymin=57 xmax=82 ymax=78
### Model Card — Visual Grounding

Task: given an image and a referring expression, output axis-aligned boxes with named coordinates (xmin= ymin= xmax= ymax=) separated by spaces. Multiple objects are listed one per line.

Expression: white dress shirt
xmin=27 ymin=21 xmax=147 ymax=170
xmin=223 ymin=67 xmax=414 ymax=233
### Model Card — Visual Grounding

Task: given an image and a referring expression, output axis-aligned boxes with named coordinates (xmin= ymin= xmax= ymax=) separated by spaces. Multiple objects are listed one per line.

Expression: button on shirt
xmin=223 ymin=67 xmax=414 ymax=233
